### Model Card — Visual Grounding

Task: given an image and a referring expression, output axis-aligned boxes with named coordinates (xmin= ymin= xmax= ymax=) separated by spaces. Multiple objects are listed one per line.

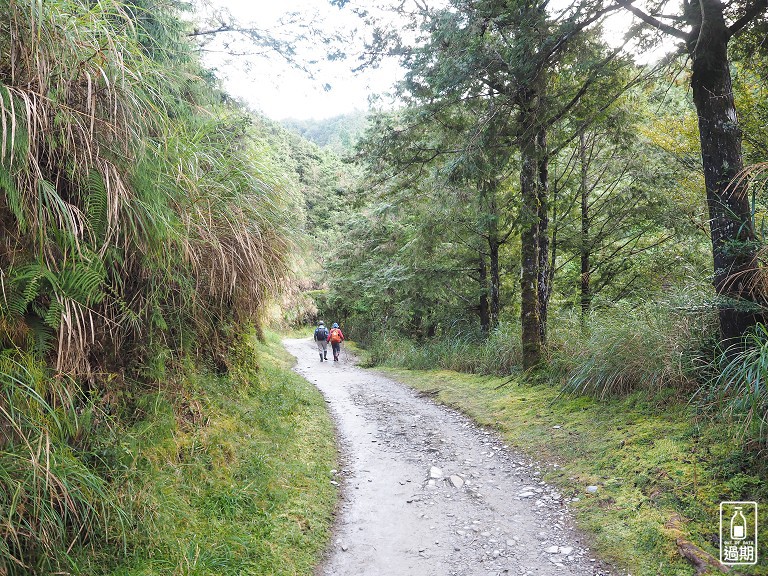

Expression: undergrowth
xmin=548 ymin=302 xmax=716 ymax=398
xmin=1 ymin=331 xmax=337 ymax=575
xmin=0 ymin=352 xmax=126 ymax=575
xmin=86 ymin=330 xmax=336 ymax=576
xmin=362 ymin=323 xmax=522 ymax=375
xmin=696 ymin=323 xmax=768 ymax=442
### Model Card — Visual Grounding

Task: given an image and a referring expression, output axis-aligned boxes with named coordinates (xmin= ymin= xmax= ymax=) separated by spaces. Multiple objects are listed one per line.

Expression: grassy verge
xmin=378 ymin=367 xmax=767 ymax=576
xmin=76 ymin=331 xmax=336 ymax=576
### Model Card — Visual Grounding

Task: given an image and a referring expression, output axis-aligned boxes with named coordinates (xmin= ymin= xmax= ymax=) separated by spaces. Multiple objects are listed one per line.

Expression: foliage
xmin=281 ymin=111 xmax=369 ymax=154
xmin=250 ymin=113 xmax=362 ymax=327
xmin=0 ymin=0 xmax=298 ymax=571
xmin=0 ymin=352 xmax=125 ymax=575
xmin=362 ymin=323 xmax=522 ymax=375
xmin=550 ymin=296 xmax=718 ymax=397
xmin=71 ymin=331 xmax=336 ymax=576
xmin=0 ymin=0 xmax=291 ymax=375
xmin=700 ymin=323 xmax=768 ymax=441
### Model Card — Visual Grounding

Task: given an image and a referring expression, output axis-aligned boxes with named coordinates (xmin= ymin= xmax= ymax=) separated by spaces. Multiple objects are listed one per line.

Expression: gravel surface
xmin=283 ymin=338 xmax=614 ymax=576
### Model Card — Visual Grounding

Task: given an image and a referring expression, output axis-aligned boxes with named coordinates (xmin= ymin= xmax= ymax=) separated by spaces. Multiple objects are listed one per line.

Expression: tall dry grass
xmin=0 ymin=0 xmax=295 ymax=571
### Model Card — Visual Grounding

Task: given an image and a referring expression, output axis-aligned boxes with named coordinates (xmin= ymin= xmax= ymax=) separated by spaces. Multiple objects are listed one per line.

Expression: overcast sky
xmin=198 ymin=0 xmax=402 ymax=121
xmin=197 ymin=0 xmax=670 ymax=121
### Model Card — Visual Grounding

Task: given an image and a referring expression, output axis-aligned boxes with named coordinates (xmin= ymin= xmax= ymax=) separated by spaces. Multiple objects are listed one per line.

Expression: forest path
xmin=283 ymin=338 xmax=610 ymax=576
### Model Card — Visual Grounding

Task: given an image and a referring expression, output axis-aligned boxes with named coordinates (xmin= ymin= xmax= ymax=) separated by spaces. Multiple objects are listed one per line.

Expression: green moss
xmin=380 ymin=367 xmax=768 ymax=575
xmin=75 ymin=331 xmax=337 ymax=576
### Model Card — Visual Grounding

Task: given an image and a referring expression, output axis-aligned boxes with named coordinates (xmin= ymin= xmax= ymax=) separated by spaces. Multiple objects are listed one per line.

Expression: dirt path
xmin=284 ymin=338 xmax=612 ymax=576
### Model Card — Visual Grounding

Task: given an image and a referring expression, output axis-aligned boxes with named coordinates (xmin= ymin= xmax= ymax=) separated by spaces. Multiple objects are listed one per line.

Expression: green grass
xmin=71 ymin=331 xmax=337 ymax=576
xmin=378 ymin=367 xmax=768 ymax=575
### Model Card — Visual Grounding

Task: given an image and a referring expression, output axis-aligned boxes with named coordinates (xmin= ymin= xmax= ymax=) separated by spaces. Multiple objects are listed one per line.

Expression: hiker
xmin=314 ymin=321 xmax=329 ymax=362
xmin=328 ymin=322 xmax=345 ymax=362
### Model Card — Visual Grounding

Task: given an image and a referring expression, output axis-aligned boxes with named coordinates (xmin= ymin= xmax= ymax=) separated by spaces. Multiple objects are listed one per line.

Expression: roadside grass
xmin=379 ymin=368 xmax=767 ymax=576
xmin=76 ymin=331 xmax=336 ymax=576
xmin=284 ymin=325 xmax=317 ymax=339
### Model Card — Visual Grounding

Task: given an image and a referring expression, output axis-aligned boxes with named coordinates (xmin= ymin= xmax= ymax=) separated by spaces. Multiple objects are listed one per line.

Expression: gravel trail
xmin=283 ymin=338 xmax=612 ymax=576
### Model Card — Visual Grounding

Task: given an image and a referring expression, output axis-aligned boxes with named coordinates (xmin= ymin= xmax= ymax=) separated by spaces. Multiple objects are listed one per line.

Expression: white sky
xmin=197 ymin=0 xmax=675 ymax=121
xmin=199 ymin=0 xmax=403 ymax=121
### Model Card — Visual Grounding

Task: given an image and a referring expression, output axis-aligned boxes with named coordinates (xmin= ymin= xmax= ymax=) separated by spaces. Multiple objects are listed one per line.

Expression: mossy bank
xmin=78 ymin=332 xmax=337 ymax=575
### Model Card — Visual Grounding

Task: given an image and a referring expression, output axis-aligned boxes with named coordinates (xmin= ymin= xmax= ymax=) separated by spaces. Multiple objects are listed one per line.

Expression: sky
xmin=198 ymin=0 xmax=403 ymax=121
xmin=197 ymin=0 xmax=675 ymax=122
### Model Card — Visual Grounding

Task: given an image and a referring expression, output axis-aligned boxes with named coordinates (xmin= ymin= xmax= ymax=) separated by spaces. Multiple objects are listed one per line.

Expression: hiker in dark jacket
xmin=314 ymin=321 xmax=329 ymax=362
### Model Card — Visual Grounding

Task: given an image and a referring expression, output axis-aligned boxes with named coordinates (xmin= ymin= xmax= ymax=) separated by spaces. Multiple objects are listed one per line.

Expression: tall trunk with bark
xmin=489 ymin=234 xmax=501 ymax=329
xmin=536 ymin=127 xmax=551 ymax=345
xmin=519 ymin=89 xmax=542 ymax=369
xmin=686 ymin=0 xmax=759 ymax=341
xmin=579 ymin=131 xmax=591 ymax=319
xmin=479 ymin=179 xmax=501 ymax=332
xmin=478 ymin=251 xmax=490 ymax=334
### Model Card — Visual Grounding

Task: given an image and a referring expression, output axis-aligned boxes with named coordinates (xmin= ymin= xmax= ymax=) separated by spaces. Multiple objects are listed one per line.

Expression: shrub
xmin=549 ymin=300 xmax=716 ymax=397
xmin=363 ymin=323 xmax=522 ymax=375
xmin=697 ymin=323 xmax=768 ymax=441
xmin=0 ymin=353 xmax=124 ymax=575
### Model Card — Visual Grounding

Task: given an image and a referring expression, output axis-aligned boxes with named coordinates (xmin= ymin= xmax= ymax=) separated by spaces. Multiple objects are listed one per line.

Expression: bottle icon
xmin=731 ymin=507 xmax=747 ymax=540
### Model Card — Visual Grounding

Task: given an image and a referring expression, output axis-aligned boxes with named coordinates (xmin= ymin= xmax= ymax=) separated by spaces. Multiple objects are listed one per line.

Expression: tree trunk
xmin=489 ymin=235 xmax=501 ymax=330
xmin=479 ymin=251 xmax=490 ymax=334
xmin=687 ymin=0 xmax=759 ymax=342
xmin=579 ymin=131 xmax=591 ymax=319
xmin=519 ymin=92 xmax=542 ymax=369
xmin=479 ymin=180 xmax=501 ymax=332
xmin=537 ymin=127 xmax=551 ymax=345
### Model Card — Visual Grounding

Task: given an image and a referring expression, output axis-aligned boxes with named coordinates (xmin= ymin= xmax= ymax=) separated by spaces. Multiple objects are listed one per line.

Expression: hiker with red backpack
xmin=327 ymin=322 xmax=345 ymax=362
xmin=314 ymin=321 xmax=329 ymax=362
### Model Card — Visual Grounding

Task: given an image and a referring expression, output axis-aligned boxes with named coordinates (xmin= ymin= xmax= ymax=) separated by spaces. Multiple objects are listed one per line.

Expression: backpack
xmin=329 ymin=328 xmax=342 ymax=344
xmin=314 ymin=326 xmax=328 ymax=341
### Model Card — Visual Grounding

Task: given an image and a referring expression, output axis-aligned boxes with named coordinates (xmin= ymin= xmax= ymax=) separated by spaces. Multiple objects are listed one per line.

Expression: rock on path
xmin=283 ymin=338 xmax=611 ymax=576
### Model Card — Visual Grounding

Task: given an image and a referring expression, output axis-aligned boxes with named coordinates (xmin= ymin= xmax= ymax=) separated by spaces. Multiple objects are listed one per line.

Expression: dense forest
xmin=2 ymin=0 xmax=768 ymax=573
xmin=315 ymin=0 xmax=768 ymax=430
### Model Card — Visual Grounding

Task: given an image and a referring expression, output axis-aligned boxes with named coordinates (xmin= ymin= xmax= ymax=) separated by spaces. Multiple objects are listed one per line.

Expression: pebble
xmin=586 ymin=485 xmax=599 ymax=494
xmin=430 ymin=466 xmax=444 ymax=479
xmin=448 ymin=474 xmax=465 ymax=489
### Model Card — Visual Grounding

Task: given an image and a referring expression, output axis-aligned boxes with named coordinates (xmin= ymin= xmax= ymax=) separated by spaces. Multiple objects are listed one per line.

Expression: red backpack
xmin=329 ymin=328 xmax=342 ymax=344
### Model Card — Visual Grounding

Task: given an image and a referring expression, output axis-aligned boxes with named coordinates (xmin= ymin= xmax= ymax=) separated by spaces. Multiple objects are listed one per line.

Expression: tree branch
xmin=728 ymin=0 xmax=768 ymax=37
xmin=614 ymin=0 xmax=688 ymax=39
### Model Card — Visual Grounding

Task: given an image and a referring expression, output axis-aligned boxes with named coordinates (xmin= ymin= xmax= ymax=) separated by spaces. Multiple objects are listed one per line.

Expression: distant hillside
xmin=281 ymin=111 xmax=369 ymax=154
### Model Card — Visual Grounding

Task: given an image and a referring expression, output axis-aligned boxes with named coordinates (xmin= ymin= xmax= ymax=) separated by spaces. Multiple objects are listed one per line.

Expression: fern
xmin=85 ymin=169 xmax=108 ymax=243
